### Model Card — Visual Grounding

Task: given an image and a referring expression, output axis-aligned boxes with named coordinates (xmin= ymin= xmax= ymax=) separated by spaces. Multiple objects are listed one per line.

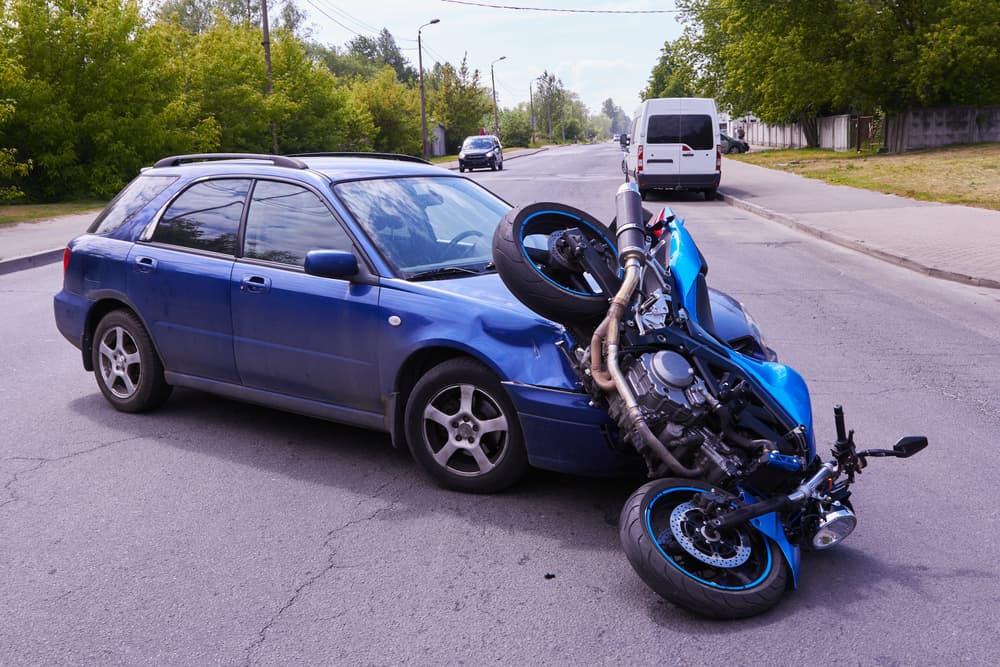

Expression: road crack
xmin=0 ymin=434 xmax=167 ymax=510
xmin=241 ymin=477 xmax=409 ymax=667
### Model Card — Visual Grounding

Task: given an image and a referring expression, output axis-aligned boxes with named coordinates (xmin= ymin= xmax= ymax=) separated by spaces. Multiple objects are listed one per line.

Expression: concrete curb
xmin=717 ymin=190 xmax=1000 ymax=290
xmin=0 ymin=247 xmax=64 ymax=276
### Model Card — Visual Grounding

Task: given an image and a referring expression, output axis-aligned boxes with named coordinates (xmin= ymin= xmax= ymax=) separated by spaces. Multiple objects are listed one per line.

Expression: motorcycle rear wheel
xmin=491 ymin=202 xmax=619 ymax=327
xmin=619 ymin=478 xmax=788 ymax=618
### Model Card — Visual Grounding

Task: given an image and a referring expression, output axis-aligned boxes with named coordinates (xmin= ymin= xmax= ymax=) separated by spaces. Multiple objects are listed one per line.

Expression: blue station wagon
xmin=54 ymin=153 xmax=626 ymax=493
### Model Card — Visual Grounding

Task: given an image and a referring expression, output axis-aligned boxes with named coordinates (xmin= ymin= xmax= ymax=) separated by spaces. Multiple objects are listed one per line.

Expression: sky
xmin=297 ymin=0 xmax=685 ymax=117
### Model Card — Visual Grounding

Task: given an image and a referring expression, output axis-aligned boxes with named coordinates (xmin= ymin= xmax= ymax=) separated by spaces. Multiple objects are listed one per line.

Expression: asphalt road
xmin=3 ymin=144 xmax=1000 ymax=665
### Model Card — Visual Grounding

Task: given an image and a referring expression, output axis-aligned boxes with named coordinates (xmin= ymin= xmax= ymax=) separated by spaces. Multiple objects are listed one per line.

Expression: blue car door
xmin=231 ymin=179 xmax=383 ymax=415
xmin=128 ymin=178 xmax=249 ymax=383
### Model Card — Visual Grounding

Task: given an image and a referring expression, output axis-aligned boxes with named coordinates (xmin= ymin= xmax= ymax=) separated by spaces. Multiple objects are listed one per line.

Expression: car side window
xmin=243 ymin=180 xmax=352 ymax=267
xmin=152 ymin=178 xmax=250 ymax=255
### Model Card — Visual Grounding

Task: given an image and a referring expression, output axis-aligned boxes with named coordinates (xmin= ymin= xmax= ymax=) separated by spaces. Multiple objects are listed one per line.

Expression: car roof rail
xmin=288 ymin=152 xmax=431 ymax=165
xmin=152 ymin=153 xmax=308 ymax=169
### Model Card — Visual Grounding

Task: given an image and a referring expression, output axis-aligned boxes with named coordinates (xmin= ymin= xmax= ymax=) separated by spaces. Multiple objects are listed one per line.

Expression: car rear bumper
xmin=503 ymin=381 xmax=637 ymax=476
xmin=636 ymin=172 xmax=720 ymax=190
xmin=53 ymin=290 xmax=91 ymax=351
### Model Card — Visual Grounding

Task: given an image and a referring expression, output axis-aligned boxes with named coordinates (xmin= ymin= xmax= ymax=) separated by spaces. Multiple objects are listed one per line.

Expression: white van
xmin=623 ymin=97 xmax=721 ymax=200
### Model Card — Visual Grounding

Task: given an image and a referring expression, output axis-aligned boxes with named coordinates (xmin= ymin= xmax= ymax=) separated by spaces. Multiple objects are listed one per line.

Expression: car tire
xmin=498 ymin=160 xmax=504 ymax=171
xmin=405 ymin=358 xmax=528 ymax=493
xmin=704 ymin=188 xmax=718 ymax=201
xmin=92 ymin=309 xmax=172 ymax=413
xmin=490 ymin=158 xmax=497 ymax=171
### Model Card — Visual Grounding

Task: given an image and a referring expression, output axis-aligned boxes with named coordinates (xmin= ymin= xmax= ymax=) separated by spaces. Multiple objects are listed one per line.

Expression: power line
xmin=440 ymin=0 xmax=682 ymax=14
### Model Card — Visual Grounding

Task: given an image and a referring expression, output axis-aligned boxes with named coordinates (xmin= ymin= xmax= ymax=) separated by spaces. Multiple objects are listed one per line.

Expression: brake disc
xmin=670 ymin=501 xmax=752 ymax=568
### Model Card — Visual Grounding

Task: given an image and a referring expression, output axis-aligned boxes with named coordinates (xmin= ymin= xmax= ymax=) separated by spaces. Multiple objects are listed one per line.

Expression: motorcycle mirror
xmin=892 ymin=436 xmax=928 ymax=458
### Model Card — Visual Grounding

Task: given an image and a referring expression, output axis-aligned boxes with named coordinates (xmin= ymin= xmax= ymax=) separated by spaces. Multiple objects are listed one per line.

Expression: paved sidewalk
xmin=1 ymin=153 xmax=998 ymax=289
xmin=718 ymin=158 xmax=1000 ymax=289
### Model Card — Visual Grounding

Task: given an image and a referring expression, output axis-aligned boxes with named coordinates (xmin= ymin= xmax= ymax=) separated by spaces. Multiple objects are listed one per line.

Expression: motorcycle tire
xmin=492 ymin=202 xmax=619 ymax=327
xmin=619 ymin=478 xmax=788 ymax=619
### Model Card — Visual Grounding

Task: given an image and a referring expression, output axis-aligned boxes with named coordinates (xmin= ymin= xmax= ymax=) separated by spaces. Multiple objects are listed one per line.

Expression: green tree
xmin=349 ymin=66 xmax=420 ymax=154
xmin=268 ymin=31 xmax=374 ymax=153
xmin=673 ymin=0 xmax=1000 ymax=147
xmin=1 ymin=0 xmax=216 ymax=199
xmin=347 ymin=29 xmax=416 ymax=84
xmin=185 ymin=18 xmax=271 ymax=152
xmin=642 ymin=40 xmax=696 ymax=100
xmin=600 ymin=98 xmax=630 ymax=136
xmin=497 ymin=105 xmax=532 ymax=147
xmin=0 ymin=63 xmax=32 ymax=201
xmin=427 ymin=55 xmax=492 ymax=152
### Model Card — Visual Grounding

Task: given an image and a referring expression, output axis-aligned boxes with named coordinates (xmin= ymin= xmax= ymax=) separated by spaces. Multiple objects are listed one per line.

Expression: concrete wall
xmin=743 ymin=105 xmax=1000 ymax=153
xmin=887 ymin=106 xmax=1000 ymax=152
xmin=744 ymin=115 xmax=852 ymax=151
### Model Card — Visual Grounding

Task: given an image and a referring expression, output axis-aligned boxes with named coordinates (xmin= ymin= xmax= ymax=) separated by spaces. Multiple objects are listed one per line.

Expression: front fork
xmin=707 ymin=406 xmax=928 ymax=587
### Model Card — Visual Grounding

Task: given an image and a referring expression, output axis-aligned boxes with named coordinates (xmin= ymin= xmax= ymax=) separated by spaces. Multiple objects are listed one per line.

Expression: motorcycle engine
xmin=625 ymin=350 xmax=708 ymax=428
xmin=601 ymin=349 xmax=754 ymax=483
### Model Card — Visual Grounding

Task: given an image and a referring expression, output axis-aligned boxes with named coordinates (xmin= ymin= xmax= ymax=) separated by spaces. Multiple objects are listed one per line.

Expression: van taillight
xmin=637 ymin=144 xmax=644 ymax=173
xmin=63 ymin=247 xmax=71 ymax=274
xmin=716 ymin=145 xmax=722 ymax=172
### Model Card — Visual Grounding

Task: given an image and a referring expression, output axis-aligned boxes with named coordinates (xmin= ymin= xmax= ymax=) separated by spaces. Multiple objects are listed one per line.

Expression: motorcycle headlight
xmin=812 ymin=506 xmax=857 ymax=549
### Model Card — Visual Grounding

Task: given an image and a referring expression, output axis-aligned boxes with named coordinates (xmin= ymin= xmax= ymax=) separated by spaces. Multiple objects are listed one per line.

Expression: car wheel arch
xmin=83 ymin=299 xmax=163 ymax=373
xmin=391 ymin=345 xmax=511 ymax=449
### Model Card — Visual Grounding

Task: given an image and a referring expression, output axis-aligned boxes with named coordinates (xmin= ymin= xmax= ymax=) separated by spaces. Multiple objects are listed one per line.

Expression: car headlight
xmin=459 ymin=152 xmax=466 ymax=158
xmin=486 ymin=151 xmax=495 ymax=157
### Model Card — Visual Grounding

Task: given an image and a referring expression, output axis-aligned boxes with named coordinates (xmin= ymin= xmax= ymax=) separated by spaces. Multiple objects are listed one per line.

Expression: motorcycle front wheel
xmin=619 ymin=478 xmax=788 ymax=619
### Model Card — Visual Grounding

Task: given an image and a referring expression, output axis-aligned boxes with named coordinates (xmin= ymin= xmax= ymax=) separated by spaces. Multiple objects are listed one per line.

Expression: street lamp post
xmin=490 ymin=56 xmax=506 ymax=137
xmin=418 ymin=19 xmax=440 ymax=159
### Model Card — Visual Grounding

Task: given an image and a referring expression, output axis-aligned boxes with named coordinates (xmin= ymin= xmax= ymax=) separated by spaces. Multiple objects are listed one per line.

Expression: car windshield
xmin=462 ymin=137 xmax=494 ymax=150
xmin=334 ymin=176 xmax=511 ymax=278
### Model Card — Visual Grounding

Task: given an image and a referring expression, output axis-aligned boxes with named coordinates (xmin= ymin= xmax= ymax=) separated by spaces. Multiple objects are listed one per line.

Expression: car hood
xmin=403 ymin=272 xmax=552 ymax=323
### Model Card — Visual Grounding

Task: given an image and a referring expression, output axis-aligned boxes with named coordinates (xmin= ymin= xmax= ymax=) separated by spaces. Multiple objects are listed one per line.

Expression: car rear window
xmin=87 ymin=175 xmax=177 ymax=235
xmin=151 ymin=178 xmax=250 ymax=255
xmin=646 ymin=114 xmax=715 ymax=150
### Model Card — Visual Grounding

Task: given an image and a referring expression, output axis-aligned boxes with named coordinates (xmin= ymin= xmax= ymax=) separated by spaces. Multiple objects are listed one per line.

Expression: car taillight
xmin=716 ymin=144 xmax=722 ymax=172
xmin=637 ymin=144 xmax=644 ymax=173
xmin=63 ymin=247 xmax=71 ymax=274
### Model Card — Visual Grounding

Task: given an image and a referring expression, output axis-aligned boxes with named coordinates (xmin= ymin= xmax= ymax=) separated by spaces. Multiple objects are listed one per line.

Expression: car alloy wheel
xmin=92 ymin=310 xmax=171 ymax=413
xmin=405 ymin=358 xmax=527 ymax=493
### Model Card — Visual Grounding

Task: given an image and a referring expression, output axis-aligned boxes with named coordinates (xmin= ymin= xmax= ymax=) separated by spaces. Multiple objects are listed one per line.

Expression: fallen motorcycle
xmin=491 ymin=183 xmax=927 ymax=618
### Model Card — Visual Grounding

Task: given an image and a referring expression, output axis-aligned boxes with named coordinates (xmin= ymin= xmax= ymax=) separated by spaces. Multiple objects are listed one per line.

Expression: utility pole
xmin=529 ymin=82 xmax=535 ymax=145
xmin=490 ymin=56 xmax=506 ymax=137
xmin=261 ymin=0 xmax=278 ymax=154
xmin=418 ymin=19 xmax=440 ymax=159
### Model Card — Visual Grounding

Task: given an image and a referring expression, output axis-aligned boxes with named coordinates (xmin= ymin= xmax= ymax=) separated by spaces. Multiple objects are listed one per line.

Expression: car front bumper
xmin=503 ymin=381 xmax=637 ymax=476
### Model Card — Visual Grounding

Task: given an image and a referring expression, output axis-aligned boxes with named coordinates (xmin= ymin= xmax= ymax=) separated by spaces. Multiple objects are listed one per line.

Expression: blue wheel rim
xmin=517 ymin=209 xmax=619 ymax=297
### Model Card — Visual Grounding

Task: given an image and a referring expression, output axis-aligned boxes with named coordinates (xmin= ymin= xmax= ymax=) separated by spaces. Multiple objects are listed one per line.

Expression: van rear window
xmin=646 ymin=114 xmax=715 ymax=150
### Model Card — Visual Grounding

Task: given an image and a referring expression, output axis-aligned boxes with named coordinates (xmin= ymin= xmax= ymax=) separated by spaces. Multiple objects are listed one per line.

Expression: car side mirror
xmin=305 ymin=250 xmax=359 ymax=279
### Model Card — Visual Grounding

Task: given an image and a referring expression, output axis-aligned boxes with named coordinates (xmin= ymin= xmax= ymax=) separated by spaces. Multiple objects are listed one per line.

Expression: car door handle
xmin=134 ymin=256 xmax=157 ymax=273
xmin=240 ymin=275 xmax=271 ymax=294
xmin=681 ymin=152 xmax=695 ymax=157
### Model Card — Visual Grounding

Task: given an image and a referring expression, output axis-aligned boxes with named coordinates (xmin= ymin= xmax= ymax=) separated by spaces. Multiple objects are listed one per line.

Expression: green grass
xmin=729 ymin=143 xmax=1000 ymax=210
xmin=0 ymin=201 xmax=106 ymax=226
